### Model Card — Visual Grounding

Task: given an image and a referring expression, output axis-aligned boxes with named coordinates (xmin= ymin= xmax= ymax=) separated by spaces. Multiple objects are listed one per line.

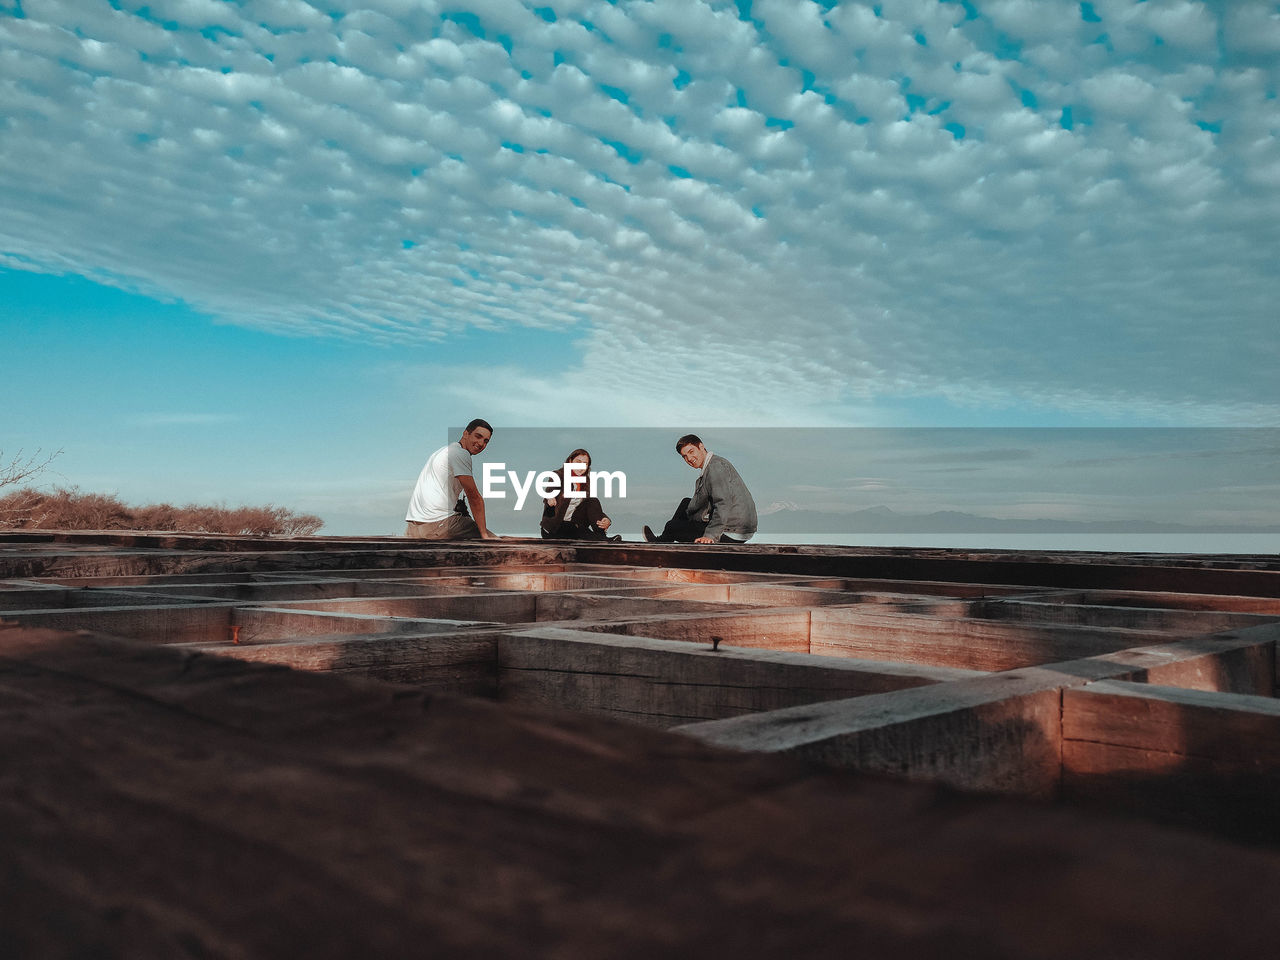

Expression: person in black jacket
xmin=540 ymin=448 xmax=619 ymax=540
xmin=643 ymin=434 xmax=757 ymax=544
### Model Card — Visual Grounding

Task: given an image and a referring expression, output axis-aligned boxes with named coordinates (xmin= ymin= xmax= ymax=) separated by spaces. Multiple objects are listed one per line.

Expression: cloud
xmin=2 ymin=0 xmax=1279 ymax=424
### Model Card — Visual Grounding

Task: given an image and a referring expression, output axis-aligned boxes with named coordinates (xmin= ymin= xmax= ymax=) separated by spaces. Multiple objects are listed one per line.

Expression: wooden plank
xmin=678 ymin=626 xmax=1280 ymax=797
xmin=568 ymin=545 xmax=1280 ymax=598
xmin=499 ymin=627 xmax=984 ymax=728
xmin=1063 ymin=680 xmax=1280 ymax=765
xmin=244 ymin=592 xmax=538 ymax=623
xmin=533 ymin=593 xmax=751 ymax=622
xmin=679 ymin=667 xmax=1079 ymax=798
xmin=810 ymin=607 xmax=1174 ymax=671
xmin=0 ymin=602 xmax=235 ymax=644
xmin=1062 ymin=680 xmax=1280 ymax=843
xmin=190 ymin=632 xmax=499 ymax=695
xmin=967 ymin=598 xmax=1273 ymax=634
xmin=125 ymin=579 xmax=506 ymax=602
xmin=788 ymin=577 xmax=1032 ymax=598
xmin=1014 ymin=588 xmax=1280 ymax=615
xmin=229 ymin=607 xmax=493 ymax=643
xmin=725 ymin=583 xmax=970 ymax=610
xmin=574 ymin=609 xmax=813 ymax=654
xmin=1083 ymin=623 xmax=1279 ymax=695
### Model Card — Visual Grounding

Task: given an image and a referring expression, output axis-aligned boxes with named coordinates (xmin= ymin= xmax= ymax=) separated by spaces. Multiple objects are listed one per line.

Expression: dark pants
xmin=541 ymin=497 xmax=610 ymax=540
xmin=654 ymin=498 xmax=744 ymax=544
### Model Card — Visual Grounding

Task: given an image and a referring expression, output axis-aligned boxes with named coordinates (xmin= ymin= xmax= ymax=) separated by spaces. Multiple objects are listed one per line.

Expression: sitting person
xmin=643 ymin=434 xmax=757 ymax=544
xmin=404 ymin=419 xmax=498 ymax=540
xmin=540 ymin=448 xmax=620 ymax=541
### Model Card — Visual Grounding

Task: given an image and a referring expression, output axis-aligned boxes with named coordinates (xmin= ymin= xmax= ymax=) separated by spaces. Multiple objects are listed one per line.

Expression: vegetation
xmin=0 ymin=486 xmax=324 ymax=537
xmin=0 ymin=448 xmax=323 ymax=536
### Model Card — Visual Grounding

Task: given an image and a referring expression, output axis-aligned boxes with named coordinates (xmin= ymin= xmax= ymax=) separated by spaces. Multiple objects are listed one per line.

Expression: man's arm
xmin=457 ymin=475 xmax=497 ymax=539
xmin=685 ymin=475 xmax=711 ymax=520
xmin=697 ymin=461 xmax=729 ymax=542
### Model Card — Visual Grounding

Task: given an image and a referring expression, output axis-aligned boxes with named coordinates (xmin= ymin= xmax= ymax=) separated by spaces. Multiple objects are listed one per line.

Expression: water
xmin=754 ymin=533 xmax=1280 ymax=555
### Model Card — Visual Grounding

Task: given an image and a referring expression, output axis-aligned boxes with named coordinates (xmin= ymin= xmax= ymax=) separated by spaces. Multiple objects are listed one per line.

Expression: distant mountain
xmin=758 ymin=505 xmax=1280 ymax=535
xmin=759 ymin=499 xmax=801 ymax=516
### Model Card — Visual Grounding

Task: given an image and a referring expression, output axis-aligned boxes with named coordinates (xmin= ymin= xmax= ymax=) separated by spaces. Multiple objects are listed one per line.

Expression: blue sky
xmin=2 ymin=0 xmax=1279 ymax=536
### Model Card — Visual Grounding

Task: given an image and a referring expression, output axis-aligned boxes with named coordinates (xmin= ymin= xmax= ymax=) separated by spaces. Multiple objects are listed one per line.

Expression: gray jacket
xmin=686 ymin=454 xmax=757 ymax=540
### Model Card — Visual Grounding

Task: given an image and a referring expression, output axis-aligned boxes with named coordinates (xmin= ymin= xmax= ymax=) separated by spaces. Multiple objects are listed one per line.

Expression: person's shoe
xmin=607 ymin=534 xmax=622 ymax=542
xmin=642 ymin=525 xmax=657 ymax=542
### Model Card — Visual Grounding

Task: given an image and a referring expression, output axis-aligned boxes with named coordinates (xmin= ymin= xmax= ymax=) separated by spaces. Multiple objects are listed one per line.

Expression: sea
xmin=751 ymin=533 xmax=1280 ymax=555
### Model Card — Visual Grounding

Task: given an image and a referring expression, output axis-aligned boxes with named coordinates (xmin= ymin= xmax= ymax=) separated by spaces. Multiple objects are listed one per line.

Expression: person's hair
xmin=675 ymin=434 xmax=702 ymax=454
xmin=464 ymin=418 xmax=493 ymax=435
xmin=565 ymin=448 xmax=592 ymax=470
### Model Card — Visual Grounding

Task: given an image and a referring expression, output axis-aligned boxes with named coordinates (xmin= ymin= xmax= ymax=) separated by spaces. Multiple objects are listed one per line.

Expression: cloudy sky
xmin=3 ymin=0 xmax=1279 ymax=536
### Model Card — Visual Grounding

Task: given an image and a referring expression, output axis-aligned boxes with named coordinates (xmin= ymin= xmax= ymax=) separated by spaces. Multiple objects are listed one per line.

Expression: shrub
xmin=0 ymin=487 xmax=324 ymax=536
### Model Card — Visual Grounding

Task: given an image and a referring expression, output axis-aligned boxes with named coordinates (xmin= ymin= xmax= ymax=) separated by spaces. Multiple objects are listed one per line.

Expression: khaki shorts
xmin=405 ymin=514 xmax=480 ymax=540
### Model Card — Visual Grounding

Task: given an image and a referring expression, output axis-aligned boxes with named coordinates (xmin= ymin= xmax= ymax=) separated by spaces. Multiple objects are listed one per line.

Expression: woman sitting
xmin=540 ymin=448 xmax=618 ymax=540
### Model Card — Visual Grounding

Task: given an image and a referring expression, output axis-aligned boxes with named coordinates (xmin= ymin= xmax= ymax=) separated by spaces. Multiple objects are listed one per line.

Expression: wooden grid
xmin=4 ymin=531 xmax=1280 ymax=843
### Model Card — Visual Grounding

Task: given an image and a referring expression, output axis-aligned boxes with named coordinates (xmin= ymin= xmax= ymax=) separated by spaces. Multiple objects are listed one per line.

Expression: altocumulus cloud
xmin=2 ymin=0 xmax=1278 ymax=421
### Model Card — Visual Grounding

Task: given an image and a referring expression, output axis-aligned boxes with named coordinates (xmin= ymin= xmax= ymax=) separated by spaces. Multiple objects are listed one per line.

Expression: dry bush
xmin=0 ymin=487 xmax=324 ymax=536
xmin=131 ymin=503 xmax=180 ymax=531
xmin=277 ymin=508 xmax=324 ymax=537
xmin=0 ymin=487 xmax=51 ymax=527
xmin=55 ymin=488 xmax=133 ymax=529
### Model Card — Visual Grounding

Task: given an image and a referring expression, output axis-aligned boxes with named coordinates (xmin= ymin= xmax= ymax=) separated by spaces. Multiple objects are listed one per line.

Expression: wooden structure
xmin=3 ymin=531 xmax=1280 ymax=956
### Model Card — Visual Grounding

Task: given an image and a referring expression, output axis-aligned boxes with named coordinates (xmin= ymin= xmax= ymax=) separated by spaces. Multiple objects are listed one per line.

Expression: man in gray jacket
xmin=643 ymin=434 xmax=758 ymax=544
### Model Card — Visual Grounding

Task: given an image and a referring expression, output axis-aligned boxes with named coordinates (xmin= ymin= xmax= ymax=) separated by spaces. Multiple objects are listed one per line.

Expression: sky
xmin=2 ymin=0 xmax=1279 ymax=538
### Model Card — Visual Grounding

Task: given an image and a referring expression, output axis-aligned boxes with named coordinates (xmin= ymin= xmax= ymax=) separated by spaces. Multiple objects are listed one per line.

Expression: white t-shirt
xmin=405 ymin=442 xmax=473 ymax=523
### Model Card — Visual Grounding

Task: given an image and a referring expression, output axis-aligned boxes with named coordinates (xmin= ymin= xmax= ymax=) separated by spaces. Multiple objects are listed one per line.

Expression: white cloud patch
xmin=2 ymin=0 xmax=1279 ymax=422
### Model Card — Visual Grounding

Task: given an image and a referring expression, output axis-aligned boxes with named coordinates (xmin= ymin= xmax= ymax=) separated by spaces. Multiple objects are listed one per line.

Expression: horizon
xmin=3 ymin=0 xmax=1278 ymax=546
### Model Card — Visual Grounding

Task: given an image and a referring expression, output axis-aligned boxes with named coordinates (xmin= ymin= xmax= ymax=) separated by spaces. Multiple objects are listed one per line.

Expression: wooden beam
xmin=499 ymin=627 xmax=984 ymax=728
xmin=810 ymin=607 xmax=1175 ymax=671
xmin=1062 ymin=679 xmax=1280 ymax=843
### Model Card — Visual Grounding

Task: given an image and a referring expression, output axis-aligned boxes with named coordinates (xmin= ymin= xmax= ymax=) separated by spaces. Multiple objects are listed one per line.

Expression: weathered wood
xmin=499 ymin=627 xmax=984 ymax=728
xmin=789 ymin=576 xmax=1033 ymax=598
xmin=571 ymin=543 xmax=1280 ymax=598
xmin=0 ymin=602 xmax=236 ymax=644
xmin=190 ymin=631 xmax=500 ymax=695
xmin=680 ymin=669 xmax=1068 ymax=797
xmin=117 ymin=578 xmax=505 ymax=602
xmin=573 ymin=609 xmax=813 ymax=653
xmin=1024 ymin=588 xmax=1280 ymax=615
xmin=1084 ymin=623 xmax=1279 ymax=695
xmin=230 ymin=607 xmax=493 ymax=643
xmin=1063 ymin=680 xmax=1280 ymax=764
xmin=6 ymin=627 xmax=1280 ymax=960
xmin=1062 ymin=679 xmax=1280 ymax=842
xmin=0 ymin=586 xmax=225 ymax=610
xmin=253 ymin=592 xmax=538 ymax=623
xmin=7 ymin=531 xmax=1280 ymax=856
xmin=810 ymin=607 xmax=1176 ymax=671
xmin=678 ymin=626 xmax=1280 ymax=796
xmin=968 ymin=598 xmax=1270 ymax=634
xmin=533 ymin=592 xmax=755 ymax=622
xmin=725 ymin=583 xmax=971 ymax=609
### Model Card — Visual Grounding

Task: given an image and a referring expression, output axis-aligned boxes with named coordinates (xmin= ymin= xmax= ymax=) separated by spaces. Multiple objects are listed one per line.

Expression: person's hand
xmin=694 ymin=536 xmax=714 ymax=544
xmin=481 ymin=529 xmax=502 ymax=540
xmin=597 ymin=517 xmax=611 ymax=530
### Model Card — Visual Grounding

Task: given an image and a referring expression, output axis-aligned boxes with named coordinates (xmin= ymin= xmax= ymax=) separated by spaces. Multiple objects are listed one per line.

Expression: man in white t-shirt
xmin=405 ymin=419 xmax=498 ymax=540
